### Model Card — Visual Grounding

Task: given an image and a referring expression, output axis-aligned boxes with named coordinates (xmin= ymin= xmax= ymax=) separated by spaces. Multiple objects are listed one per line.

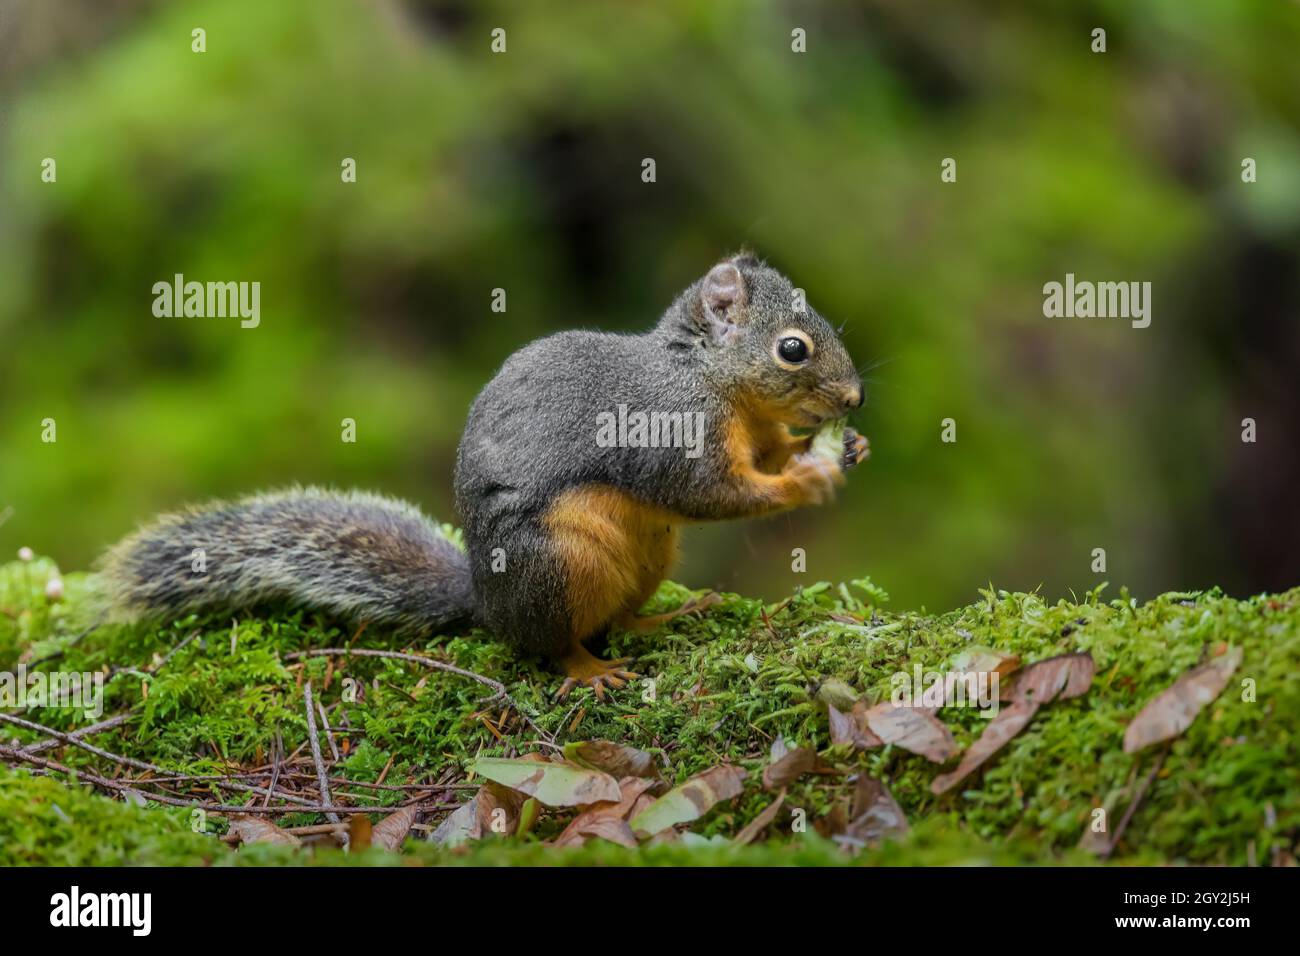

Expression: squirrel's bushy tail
xmin=99 ymin=487 xmax=478 ymax=634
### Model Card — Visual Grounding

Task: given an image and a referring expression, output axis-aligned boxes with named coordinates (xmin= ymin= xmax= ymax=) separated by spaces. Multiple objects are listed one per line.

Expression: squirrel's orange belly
xmin=542 ymin=483 xmax=681 ymax=642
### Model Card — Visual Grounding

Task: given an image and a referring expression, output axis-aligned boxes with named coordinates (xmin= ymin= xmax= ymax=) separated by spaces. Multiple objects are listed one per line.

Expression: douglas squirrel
xmin=101 ymin=253 xmax=869 ymax=696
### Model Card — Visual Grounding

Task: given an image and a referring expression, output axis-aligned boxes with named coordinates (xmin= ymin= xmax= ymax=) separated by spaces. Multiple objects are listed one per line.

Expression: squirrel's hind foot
xmin=554 ymin=644 xmax=639 ymax=701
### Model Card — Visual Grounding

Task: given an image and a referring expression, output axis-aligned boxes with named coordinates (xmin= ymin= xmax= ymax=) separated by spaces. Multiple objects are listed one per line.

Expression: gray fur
xmin=100 ymin=487 xmax=477 ymax=634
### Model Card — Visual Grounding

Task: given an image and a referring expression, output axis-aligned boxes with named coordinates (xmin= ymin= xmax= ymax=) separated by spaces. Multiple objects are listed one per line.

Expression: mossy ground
xmin=1 ymin=556 xmax=1296 ymax=866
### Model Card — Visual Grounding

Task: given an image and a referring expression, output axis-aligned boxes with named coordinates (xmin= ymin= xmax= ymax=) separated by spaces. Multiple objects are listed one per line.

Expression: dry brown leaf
xmin=863 ymin=702 xmax=957 ymax=763
xmin=469 ymin=756 xmax=620 ymax=807
xmin=629 ymin=764 xmax=747 ymax=838
xmin=763 ymin=735 xmax=837 ymax=790
xmin=828 ymin=701 xmax=884 ymax=751
xmin=475 ymin=781 xmax=527 ymax=836
xmin=1001 ymin=652 xmax=1095 ymax=704
xmin=370 ymin=805 xmax=418 ymax=851
xmin=430 ymin=797 xmax=480 ymax=846
xmin=836 ymin=775 xmax=908 ymax=849
xmin=570 ymin=816 xmax=639 ymax=848
xmin=1123 ymin=647 xmax=1243 ymax=753
xmin=762 ymin=745 xmax=816 ymax=791
xmin=563 ymin=740 xmax=658 ymax=779
xmin=733 ymin=792 xmax=786 ymax=846
xmin=769 ymin=735 xmax=791 ymax=762
xmin=627 ymin=793 xmax=656 ymax=820
xmin=814 ymin=798 xmax=850 ymax=840
xmin=949 ymin=645 xmax=1022 ymax=678
xmin=1078 ymin=818 xmax=1112 ymax=856
xmin=930 ymin=700 xmax=1039 ymax=795
xmin=227 ymin=816 xmax=301 ymax=847
xmin=553 ymin=776 xmax=656 ymax=848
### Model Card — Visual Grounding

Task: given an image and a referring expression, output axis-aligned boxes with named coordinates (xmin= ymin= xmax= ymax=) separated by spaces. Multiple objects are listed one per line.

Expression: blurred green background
xmin=1 ymin=0 xmax=1298 ymax=612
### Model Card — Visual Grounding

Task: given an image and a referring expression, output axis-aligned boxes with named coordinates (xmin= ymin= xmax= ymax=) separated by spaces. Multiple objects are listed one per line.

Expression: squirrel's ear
xmin=698 ymin=262 xmax=749 ymax=344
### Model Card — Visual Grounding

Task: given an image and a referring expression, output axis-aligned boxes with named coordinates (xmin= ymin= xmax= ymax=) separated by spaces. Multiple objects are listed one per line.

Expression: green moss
xmin=0 ymin=769 xmax=218 ymax=866
xmin=1 ymin=558 xmax=1296 ymax=866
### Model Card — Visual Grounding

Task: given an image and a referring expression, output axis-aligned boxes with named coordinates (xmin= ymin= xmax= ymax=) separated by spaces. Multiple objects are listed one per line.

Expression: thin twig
xmin=0 ymin=745 xmax=454 ymax=817
xmin=21 ymin=712 xmax=133 ymax=756
xmin=263 ymin=732 xmax=283 ymax=809
xmin=1103 ymin=743 xmax=1170 ymax=859
xmin=317 ymin=700 xmax=340 ymax=763
xmin=0 ymin=711 xmax=163 ymax=775
xmin=0 ymin=712 xmax=312 ymax=805
xmin=152 ymin=629 xmax=201 ymax=673
xmin=303 ymin=682 xmax=340 ymax=826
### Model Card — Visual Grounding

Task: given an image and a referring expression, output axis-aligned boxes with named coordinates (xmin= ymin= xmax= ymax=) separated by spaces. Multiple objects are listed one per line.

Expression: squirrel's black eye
xmin=777 ymin=337 xmax=808 ymax=363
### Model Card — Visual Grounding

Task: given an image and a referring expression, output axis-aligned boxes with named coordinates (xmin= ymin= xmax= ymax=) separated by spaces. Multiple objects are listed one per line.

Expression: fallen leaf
xmin=1077 ymin=817 xmax=1112 ymax=856
xmin=828 ymin=701 xmax=884 ymax=751
xmin=815 ymin=799 xmax=850 ymax=840
xmin=569 ymin=816 xmax=639 ymax=847
xmin=629 ymin=765 xmax=747 ymax=838
xmin=469 ymin=756 xmax=620 ymax=807
xmin=227 ymin=816 xmax=301 ymax=847
xmin=930 ymin=700 xmax=1039 ymax=795
xmin=863 ymin=702 xmax=957 ymax=762
xmin=769 ymin=735 xmax=791 ymax=763
xmin=949 ymin=645 xmax=1021 ymax=678
xmin=1001 ymin=652 xmax=1095 ymax=704
xmin=430 ymin=797 xmax=480 ymax=846
xmin=763 ymin=744 xmax=816 ymax=791
xmin=553 ymin=777 xmax=656 ymax=848
xmin=836 ymin=775 xmax=909 ymax=849
xmin=733 ymin=792 xmax=786 ymax=845
xmin=370 ymin=805 xmax=418 ymax=851
xmin=563 ymin=740 xmax=658 ymax=779
xmin=475 ymin=781 xmax=527 ymax=836
xmin=1123 ymin=647 xmax=1243 ymax=753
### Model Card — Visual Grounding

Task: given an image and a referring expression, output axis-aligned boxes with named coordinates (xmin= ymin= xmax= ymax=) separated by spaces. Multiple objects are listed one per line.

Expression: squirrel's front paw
xmin=787 ymin=449 xmax=845 ymax=506
xmin=843 ymin=427 xmax=870 ymax=470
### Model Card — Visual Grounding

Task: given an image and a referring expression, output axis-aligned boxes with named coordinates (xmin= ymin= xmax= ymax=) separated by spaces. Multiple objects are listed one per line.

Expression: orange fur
xmin=543 ymin=484 xmax=681 ymax=645
xmin=722 ymin=411 xmax=827 ymax=513
xmin=730 ymin=398 xmax=816 ymax=471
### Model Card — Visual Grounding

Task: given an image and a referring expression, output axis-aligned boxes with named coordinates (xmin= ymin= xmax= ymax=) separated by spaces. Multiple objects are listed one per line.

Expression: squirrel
xmin=100 ymin=253 xmax=868 ymax=697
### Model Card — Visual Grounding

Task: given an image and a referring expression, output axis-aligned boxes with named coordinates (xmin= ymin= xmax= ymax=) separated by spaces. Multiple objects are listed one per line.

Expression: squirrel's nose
xmin=842 ymin=383 xmax=864 ymax=409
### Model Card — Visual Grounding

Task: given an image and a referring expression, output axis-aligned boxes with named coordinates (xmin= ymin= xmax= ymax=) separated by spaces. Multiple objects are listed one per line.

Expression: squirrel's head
xmin=668 ymin=253 xmax=864 ymax=427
